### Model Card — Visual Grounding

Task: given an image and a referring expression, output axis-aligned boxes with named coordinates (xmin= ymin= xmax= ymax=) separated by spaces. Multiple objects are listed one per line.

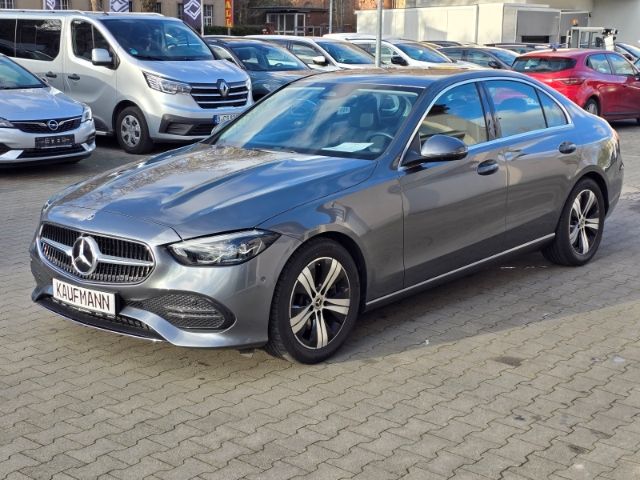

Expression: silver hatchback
xmin=0 ymin=55 xmax=95 ymax=166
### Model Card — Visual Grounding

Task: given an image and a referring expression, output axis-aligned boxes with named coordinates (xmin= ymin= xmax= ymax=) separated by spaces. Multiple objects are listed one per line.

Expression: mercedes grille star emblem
xmin=218 ymin=80 xmax=230 ymax=98
xmin=71 ymin=236 xmax=100 ymax=275
xmin=47 ymin=120 xmax=59 ymax=131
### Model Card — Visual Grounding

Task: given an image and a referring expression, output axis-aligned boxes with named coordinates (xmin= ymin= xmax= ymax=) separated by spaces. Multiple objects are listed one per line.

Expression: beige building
xmin=4 ymin=0 xmax=227 ymax=27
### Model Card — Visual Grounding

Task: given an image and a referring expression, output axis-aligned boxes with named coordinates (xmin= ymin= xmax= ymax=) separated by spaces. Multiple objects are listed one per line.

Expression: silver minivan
xmin=0 ymin=11 xmax=252 ymax=153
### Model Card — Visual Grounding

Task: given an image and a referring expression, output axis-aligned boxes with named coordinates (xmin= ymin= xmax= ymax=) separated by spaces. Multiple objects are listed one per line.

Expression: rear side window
xmin=586 ymin=54 xmax=612 ymax=74
xmin=419 ymin=83 xmax=488 ymax=146
xmin=608 ymin=54 xmax=636 ymax=75
xmin=538 ymin=92 xmax=568 ymax=128
xmin=72 ymin=20 xmax=110 ymax=61
xmin=15 ymin=19 xmax=61 ymax=61
xmin=485 ymin=80 xmax=546 ymax=137
xmin=0 ymin=19 xmax=15 ymax=56
xmin=513 ymin=57 xmax=576 ymax=73
xmin=443 ymin=49 xmax=463 ymax=60
xmin=467 ymin=50 xmax=493 ymax=67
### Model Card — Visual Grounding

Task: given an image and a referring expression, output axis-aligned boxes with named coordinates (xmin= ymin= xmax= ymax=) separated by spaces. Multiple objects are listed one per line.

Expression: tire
xmin=542 ymin=178 xmax=605 ymax=266
xmin=116 ymin=106 xmax=154 ymax=154
xmin=584 ymin=98 xmax=600 ymax=117
xmin=266 ymin=238 xmax=361 ymax=364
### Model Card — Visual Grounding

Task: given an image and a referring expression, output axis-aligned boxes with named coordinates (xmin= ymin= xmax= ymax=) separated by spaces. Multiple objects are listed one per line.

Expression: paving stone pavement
xmin=2 ymin=125 xmax=640 ymax=479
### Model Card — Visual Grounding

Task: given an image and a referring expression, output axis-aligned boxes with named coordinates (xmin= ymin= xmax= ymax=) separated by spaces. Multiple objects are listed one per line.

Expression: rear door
xmin=482 ymin=79 xmax=579 ymax=248
xmin=10 ymin=17 xmax=64 ymax=91
xmin=607 ymin=53 xmax=640 ymax=116
xmin=399 ymin=81 xmax=508 ymax=286
xmin=64 ymin=19 xmax=117 ymax=133
xmin=584 ymin=53 xmax=617 ymax=116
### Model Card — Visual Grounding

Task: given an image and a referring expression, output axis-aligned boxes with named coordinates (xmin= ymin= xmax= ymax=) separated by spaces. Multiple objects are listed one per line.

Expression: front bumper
xmin=0 ymin=120 xmax=96 ymax=165
xmin=30 ymin=210 xmax=300 ymax=348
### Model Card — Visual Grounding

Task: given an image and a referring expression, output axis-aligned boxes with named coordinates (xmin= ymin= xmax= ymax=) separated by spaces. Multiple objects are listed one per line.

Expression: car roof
xmin=252 ymin=35 xmax=345 ymax=43
xmin=518 ymin=48 xmax=608 ymax=58
xmin=293 ymin=68 xmax=531 ymax=88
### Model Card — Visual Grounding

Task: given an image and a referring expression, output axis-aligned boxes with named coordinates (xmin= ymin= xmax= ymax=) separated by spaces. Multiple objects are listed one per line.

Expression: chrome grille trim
xmin=190 ymin=81 xmax=249 ymax=109
xmin=13 ymin=117 xmax=82 ymax=133
xmin=38 ymin=223 xmax=155 ymax=284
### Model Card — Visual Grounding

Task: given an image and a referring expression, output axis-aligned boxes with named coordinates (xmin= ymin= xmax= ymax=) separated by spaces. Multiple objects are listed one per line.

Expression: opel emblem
xmin=71 ymin=236 xmax=100 ymax=275
xmin=47 ymin=120 xmax=59 ymax=131
xmin=218 ymin=80 xmax=230 ymax=98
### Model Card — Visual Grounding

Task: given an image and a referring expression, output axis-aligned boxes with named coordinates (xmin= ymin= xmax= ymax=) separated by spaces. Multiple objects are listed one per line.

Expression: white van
xmin=0 ymin=10 xmax=252 ymax=153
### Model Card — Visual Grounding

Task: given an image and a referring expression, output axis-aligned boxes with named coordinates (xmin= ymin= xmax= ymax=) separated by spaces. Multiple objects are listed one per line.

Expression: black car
xmin=440 ymin=46 xmax=518 ymax=69
xmin=204 ymin=37 xmax=315 ymax=101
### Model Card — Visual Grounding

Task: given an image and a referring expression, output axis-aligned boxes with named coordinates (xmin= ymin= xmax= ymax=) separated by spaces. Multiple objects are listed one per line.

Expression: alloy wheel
xmin=585 ymin=102 xmax=599 ymax=115
xmin=569 ymin=189 xmax=601 ymax=255
xmin=121 ymin=114 xmax=141 ymax=148
xmin=289 ymin=257 xmax=351 ymax=349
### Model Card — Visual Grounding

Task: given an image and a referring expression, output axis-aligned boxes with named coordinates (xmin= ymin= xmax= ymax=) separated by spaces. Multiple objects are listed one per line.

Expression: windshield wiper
xmin=133 ymin=55 xmax=167 ymax=61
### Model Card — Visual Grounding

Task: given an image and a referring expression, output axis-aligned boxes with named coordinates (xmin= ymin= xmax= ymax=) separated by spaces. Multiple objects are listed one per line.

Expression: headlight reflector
xmin=143 ymin=72 xmax=192 ymax=95
xmin=169 ymin=230 xmax=280 ymax=266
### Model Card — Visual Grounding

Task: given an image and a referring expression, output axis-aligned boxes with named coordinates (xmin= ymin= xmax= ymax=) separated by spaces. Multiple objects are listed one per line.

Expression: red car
xmin=513 ymin=49 xmax=640 ymax=122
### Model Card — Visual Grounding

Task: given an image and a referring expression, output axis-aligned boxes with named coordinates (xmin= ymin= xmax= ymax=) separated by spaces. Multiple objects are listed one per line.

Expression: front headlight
xmin=0 ymin=117 xmax=14 ymax=128
xmin=143 ymin=72 xmax=192 ymax=95
xmin=81 ymin=106 xmax=92 ymax=123
xmin=169 ymin=230 xmax=280 ymax=266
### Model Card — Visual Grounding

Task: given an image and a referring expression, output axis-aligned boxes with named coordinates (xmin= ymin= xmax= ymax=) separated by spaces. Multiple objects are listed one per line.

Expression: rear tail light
xmin=558 ymin=77 xmax=585 ymax=85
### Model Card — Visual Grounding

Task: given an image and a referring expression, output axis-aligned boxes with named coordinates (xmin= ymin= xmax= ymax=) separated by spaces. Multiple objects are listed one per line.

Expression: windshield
xmin=100 ymin=18 xmax=213 ymax=61
xmin=512 ymin=57 xmax=576 ymax=73
xmin=395 ymin=43 xmax=451 ymax=63
xmin=229 ymin=42 xmax=307 ymax=71
xmin=491 ymin=49 xmax=518 ymax=66
xmin=316 ymin=41 xmax=374 ymax=65
xmin=213 ymin=82 xmax=421 ymax=160
xmin=0 ymin=56 xmax=44 ymax=89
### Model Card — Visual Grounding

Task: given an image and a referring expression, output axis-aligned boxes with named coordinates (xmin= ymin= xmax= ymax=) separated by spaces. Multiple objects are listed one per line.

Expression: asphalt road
xmin=2 ymin=123 xmax=640 ymax=479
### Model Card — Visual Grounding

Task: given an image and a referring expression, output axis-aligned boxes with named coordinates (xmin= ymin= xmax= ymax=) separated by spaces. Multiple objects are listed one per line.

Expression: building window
xmin=177 ymin=2 xmax=183 ymax=19
xmin=59 ymin=0 xmax=69 ymax=9
xmin=128 ymin=1 xmax=132 ymax=11
xmin=203 ymin=4 xmax=214 ymax=26
xmin=154 ymin=2 xmax=161 ymax=13
xmin=0 ymin=0 xmax=14 ymax=7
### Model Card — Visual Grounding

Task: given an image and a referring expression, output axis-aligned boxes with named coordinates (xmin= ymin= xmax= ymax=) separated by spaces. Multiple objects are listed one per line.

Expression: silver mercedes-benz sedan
xmin=31 ymin=69 xmax=623 ymax=363
xmin=0 ymin=55 xmax=95 ymax=166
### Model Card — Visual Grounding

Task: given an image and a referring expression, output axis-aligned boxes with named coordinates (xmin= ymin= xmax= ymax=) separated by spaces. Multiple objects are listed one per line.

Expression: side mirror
xmin=488 ymin=60 xmax=501 ymax=69
xmin=91 ymin=48 xmax=113 ymax=66
xmin=312 ymin=55 xmax=328 ymax=66
xmin=390 ymin=55 xmax=409 ymax=66
xmin=404 ymin=134 xmax=468 ymax=167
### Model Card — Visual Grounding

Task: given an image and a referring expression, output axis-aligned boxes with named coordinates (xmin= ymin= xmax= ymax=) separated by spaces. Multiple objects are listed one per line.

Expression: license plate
xmin=35 ymin=134 xmax=74 ymax=149
xmin=213 ymin=113 xmax=238 ymax=125
xmin=53 ymin=278 xmax=116 ymax=316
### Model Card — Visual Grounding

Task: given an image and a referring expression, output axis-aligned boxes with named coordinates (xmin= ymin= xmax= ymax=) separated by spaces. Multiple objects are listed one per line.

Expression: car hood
xmin=53 ymin=143 xmax=376 ymax=240
xmin=2 ymin=87 xmax=83 ymax=121
xmin=141 ymin=59 xmax=248 ymax=84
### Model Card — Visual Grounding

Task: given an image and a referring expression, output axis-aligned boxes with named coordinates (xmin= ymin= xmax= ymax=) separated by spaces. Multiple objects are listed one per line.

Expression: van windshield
xmin=100 ymin=18 xmax=213 ymax=61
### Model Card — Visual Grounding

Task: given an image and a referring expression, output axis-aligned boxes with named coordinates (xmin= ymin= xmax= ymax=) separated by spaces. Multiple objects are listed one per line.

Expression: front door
xmin=607 ymin=53 xmax=640 ymax=116
xmin=399 ymin=82 xmax=508 ymax=287
xmin=64 ymin=19 xmax=117 ymax=133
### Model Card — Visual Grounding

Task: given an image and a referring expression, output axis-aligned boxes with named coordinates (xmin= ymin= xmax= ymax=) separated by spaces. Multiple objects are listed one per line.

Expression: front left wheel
xmin=116 ymin=106 xmax=154 ymax=154
xmin=266 ymin=239 xmax=361 ymax=364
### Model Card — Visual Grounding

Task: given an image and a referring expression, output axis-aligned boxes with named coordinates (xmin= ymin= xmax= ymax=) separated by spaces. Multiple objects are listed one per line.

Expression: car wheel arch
xmin=112 ymin=100 xmax=141 ymax=133
xmin=584 ymin=95 xmax=601 ymax=114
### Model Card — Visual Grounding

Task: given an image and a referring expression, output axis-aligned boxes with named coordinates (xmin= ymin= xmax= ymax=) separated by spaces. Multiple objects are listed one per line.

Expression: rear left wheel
xmin=584 ymin=98 xmax=600 ymax=116
xmin=266 ymin=239 xmax=360 ymax=364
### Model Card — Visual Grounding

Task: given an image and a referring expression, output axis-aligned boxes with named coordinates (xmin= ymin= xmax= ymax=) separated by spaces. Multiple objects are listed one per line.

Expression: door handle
xmin=67 ymin=74 xmax=80 ymax=81
xmin=558 ymin=142 xmax=577 ymax=154
xmin=45 ymin=71 xmax=57 ymax=78
xmin=477 ymin=159 xmax=499 ymax=176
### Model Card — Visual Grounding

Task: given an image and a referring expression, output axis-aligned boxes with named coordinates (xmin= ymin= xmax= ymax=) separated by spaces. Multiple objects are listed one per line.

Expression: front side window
xmin=608 ymin=54 xmax=636 ymax=75
xmin=442 ymin=49 xmax=463 ymax=61
xmin=586 ymin=54 xmax=612 ymax=74
xmin=15 ymin=19 xmax=61 ymax=61
xmin=0 ymin=19 xmax=15 ymax=57
xmin=354 ymin=42 xmax=394 ymax=64
xmin=290 ymin=42 xmax=320 ymax=64
xmin=466 ymin=50 xmax=493 ymax=67
xmin=100 ymin=18 xmax=213 ymax=61
xmin=71 ymin=21 xmax=109 ymax=61
xmin=0 ymin=56 xmax=45 ymax=89
xmin=214 ymin=83 xmax=421 ymax=160
xmin=316 ymin=41 xmax=374 ymax=65
xmin=486 ymin=80 xmax=546 ymax=137
xmin=419 ymin=83 xmax=488 ymax=146
xmin=230 ymin=43 xmax=306 ymax=71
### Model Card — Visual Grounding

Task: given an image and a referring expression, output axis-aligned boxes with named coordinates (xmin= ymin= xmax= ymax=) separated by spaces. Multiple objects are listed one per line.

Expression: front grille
xmin=19 ymin=145 xmax=84 ymax=159
xmin=13 ymin=117 xmax=81 ymax=134
xmin=190 ymin=81 xmax=249 ymax=109
xmin=39 ymin=223 xmax=154 ymax=284
xmin=128 ymin=294 xmax=234 ymax=330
